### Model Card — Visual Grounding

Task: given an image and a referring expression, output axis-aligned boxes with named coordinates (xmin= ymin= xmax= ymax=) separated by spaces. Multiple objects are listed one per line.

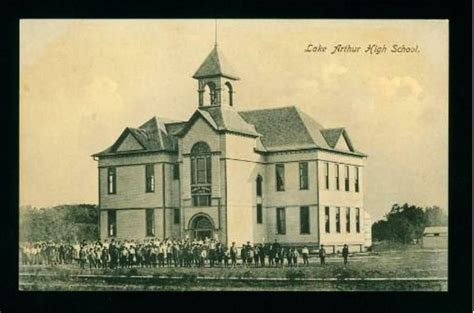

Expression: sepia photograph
xmin=19 ymin=19 xmax=449 ymax=292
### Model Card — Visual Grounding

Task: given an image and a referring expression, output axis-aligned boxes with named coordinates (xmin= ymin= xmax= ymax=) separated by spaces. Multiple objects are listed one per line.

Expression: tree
xmin=424 ymin=206 xmax=448 ymax=226
xmin=372 ymin=203 xmax=446 ymax=243
xmin=20 ymin=204 xmax=99 ymax=242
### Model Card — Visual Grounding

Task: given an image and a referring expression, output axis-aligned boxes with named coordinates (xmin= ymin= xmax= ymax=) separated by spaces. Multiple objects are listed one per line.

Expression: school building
xmin=92 ymin=44 xmax=372 ymax=252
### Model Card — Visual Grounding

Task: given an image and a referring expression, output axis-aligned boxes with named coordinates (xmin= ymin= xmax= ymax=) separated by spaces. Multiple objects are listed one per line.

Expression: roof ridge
xmin=164 ymin=121 xmax=187 ymax=125
xmin=238 ymin=105 xmax=297 ymax=113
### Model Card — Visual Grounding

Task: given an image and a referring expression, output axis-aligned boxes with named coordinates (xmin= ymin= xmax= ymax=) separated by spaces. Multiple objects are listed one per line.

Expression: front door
xmin=191 ymin=215 xmax=214 ymax=241
xmin=195 ymin=230 xmax=212 ymax=241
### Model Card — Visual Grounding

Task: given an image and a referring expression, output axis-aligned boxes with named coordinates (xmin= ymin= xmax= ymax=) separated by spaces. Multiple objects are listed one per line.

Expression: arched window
xmin=224 ymin=82 xmax=233 ymax=106
xmin=256 ymin=175 xmax=263 ymax=197
xmin=203 ymin=82 xmax=217 ymax=106
xmin=190 ymin=142 xmax=212 ymax=206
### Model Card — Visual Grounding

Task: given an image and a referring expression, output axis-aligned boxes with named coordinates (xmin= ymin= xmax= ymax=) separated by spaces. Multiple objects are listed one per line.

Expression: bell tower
xmin=193 ymin=44 xmax=240 ymax=108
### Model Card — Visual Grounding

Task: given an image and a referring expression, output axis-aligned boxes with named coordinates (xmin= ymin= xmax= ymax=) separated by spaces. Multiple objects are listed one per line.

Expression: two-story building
xmin=92 ymin=44 xmax=371 ymax=252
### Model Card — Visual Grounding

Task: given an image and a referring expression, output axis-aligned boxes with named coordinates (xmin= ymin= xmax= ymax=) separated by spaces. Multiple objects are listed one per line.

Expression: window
xmin=174 ymin=208 xmax=180 ymax=224
xmin=299 ymin=162 xmax=309 ymax=190
xmin=145 ymin=209 xmax=155 ymax=236
xmin=197 ymin=158 xmax=206 ymax=183
xmin=336 ymin=207 xmax=341 ymax=233
xmin=203 ymin=81 xmax=217 ymax=106
xmin=300 ymin=206 xmax=310 ymax=234
xmin=173 ymin=164 xmax=180 ymax=180
xmin=324 ymin=162 xmax=329 ymax=189
xmin=190 ymin=142 xmax=211 ymax=184
xmin=192 ymin=195 xmax=211 ymax=207
xmin=191 ymin=142 xmax=212 ymax=207
xmin=145 ymin=164 xmax=155 ymax=193
xmin=355 ymin=167 xmax=360 ymax=192
xmin=256 ymin=175 xmax=263 ymax=197
xmin=325 ymin=206 xmax=330 ymax=233
xmin=346 ymin=207 xmax=351 ymax=233
xmin=225 ymin=82 xmax=233 ymax=107
xmin=276 ymin=207 xmax=286 ymax=234
xmin=276 ymin=164 xmax=285 ymax=191
xmin=336 ymin=164 xmax=340 ymax=190
xmin=256 ymin=204 xmax=263 ymax=224
xmin=356 ymin=208 xmax=360 ymax=233
xmin=108 ymin=210 xmax=117 ymax=237
xmin=345 ymin=165 xmax=350 ymax=191
xmin=107 ymin=167 xmax=116 ymax=194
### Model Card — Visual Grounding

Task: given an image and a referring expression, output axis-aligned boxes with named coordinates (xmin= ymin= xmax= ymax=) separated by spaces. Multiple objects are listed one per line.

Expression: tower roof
xmin=193 ymin=45 xmax=240 ymax=80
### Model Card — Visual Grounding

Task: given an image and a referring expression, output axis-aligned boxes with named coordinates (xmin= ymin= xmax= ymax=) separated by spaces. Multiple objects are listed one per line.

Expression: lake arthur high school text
xmin=92 ymin=44 xmax=372 ymax=252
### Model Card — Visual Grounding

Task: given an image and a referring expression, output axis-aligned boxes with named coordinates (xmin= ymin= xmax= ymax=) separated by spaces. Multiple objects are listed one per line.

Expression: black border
xmin=2 ymin=0 xmax=471 ymax=312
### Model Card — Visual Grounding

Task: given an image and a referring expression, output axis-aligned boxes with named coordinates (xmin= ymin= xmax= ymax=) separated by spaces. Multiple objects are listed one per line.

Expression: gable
xmin=116 ymin=133 xmax=144 ymax=152
xmin=181 ymin=115 xmax=220 ymax=153
xmin=334 ymin=133 xmax=352 ymax=152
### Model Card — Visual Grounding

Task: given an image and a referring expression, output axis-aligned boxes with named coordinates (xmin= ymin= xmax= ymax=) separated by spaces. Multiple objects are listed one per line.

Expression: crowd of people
xmin=20 ymin=238 xmax=351 ymax=269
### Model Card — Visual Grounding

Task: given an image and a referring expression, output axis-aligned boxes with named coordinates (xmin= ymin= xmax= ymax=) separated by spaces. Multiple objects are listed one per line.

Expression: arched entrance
xmin=189 ymin=214 xmax=214 ymax=241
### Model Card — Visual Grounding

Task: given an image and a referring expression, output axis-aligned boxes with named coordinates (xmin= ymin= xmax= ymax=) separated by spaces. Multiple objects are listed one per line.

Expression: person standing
xmin=247 ymin=243 xmax=254 ymax=267
xmin=342 ymin=244 xmax=349 ymax=266
xmin=240 ymin=243 xmax=248 ymax=267
xmin=279 ymin=247 xmax=285 ymax=268
xmin=79 ymin=246 xmax=86 ymax=269
xmin=301 ymin=246 xmax=309 ymax=266
xmin=286 ymin=247 xmax=292 ymax=267
xmin=268 ymin=244 xmax=274 ymax=267
xmin=292 ymin=248 xmax=299 ymax=267
xmin=259 ymin=244 xmax=266 ymax=267
xmin=209 ymin=239 xmax=216 ymax=267
xmin=253 ymin=244 xmax=260 ymax=266
xmin=230 ymin=242 xmax=238 ymax=268
xmin=166 ymin=243 xmax=173 ymax=267
xmin=223 ymin=246 xmax=230 ymax=268
xmin=319 ymin=244 xmax=326 ymax=265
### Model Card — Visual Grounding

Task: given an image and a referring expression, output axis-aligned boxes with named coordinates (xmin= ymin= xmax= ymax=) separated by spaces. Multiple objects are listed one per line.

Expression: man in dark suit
xmin=342 ymin=244 xmax=349 ymax=266
xmin=319 ymin=244 xmax=326 ymax=265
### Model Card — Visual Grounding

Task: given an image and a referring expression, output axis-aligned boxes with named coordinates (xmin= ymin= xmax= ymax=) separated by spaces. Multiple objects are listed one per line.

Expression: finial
xmin=214 ymin=19 xmax=218 ymax=47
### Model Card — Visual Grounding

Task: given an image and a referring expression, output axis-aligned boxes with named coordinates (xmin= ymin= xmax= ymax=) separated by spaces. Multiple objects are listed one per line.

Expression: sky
xmin=19 ymin=19 xmax=448 ymax=222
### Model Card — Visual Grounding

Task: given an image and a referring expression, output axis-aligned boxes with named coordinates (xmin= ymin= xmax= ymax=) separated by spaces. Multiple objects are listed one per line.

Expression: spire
xmin=192 ymin=45 xmax=240 ymax=80
xmin=214 ymin=19 xmax=218 ymax=47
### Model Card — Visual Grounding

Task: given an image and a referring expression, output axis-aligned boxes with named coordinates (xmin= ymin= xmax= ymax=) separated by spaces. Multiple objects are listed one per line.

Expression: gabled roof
xmin=92 ymin=116 xmax=185 ymax=157
xmin=321 ymin=127 xmax=355 ymax=151
xmin=93 ymin=106 xmax=365 ymax=158
xmin=193 ymin=45 xmax=240 ymax=80
xmin=239 ymin=106 xmax=366 ymax=156
xmin=176 ymin=106 xmax=260 ymax=138
xmin=320 ymin=128 xmax=344 ymax=148
xmin=239 ymin=106 xmax=329 ymax=152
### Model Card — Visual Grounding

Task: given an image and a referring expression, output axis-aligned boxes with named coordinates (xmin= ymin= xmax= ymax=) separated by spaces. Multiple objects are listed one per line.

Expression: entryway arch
xmin=189 ymin=213 xmax=215 ymax=241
